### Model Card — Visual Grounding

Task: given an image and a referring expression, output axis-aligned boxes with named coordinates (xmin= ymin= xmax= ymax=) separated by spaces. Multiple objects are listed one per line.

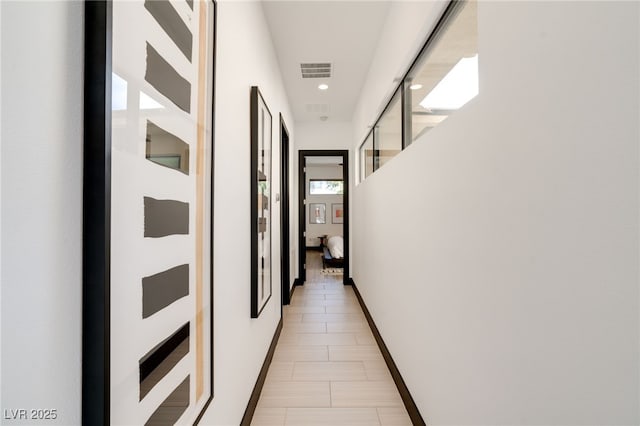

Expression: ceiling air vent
xmin=300 ymin=63 xmax=331 ymax=79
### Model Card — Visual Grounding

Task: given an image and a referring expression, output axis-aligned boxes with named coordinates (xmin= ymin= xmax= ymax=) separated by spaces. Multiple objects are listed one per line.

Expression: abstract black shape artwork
xmin=250 ymin=86 xmax=273 ymax=318
xmin=83 ymin=1 xmax=216 ymax=424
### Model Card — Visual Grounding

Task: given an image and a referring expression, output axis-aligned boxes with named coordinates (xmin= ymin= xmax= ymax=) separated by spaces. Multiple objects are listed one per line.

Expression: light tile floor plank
xmin=329 ymin=345 xmax=385 ymax=362
xmin=305 ymin=299 xmax=360 ymax=307
xmin=327 ymin=322 xmax=370 ymax=333
xmin=258 ymin=382 xmax=331 ymax=408
xmin=283 ymin=313 xmax=303 ymax=323
xmin=273 ymin=346 xmax=329 ymax=362
xmin=265 ymin=362 xmax=294 ymax=382
xmin=254 ymin=251 xmax=406 ymax=424
xmin=302 ymin=313 xmax=366 ymax=323
xmin=279 ymin=321 xmax=327 ymax=334
xmin=251 ymin=407 xmax=286 ymax=426
xmin=325 ymin=304 xmax=365 ymax=314
xmin=295 ymin=333 xmax=358 ymax=346
xmin=292 ymin=361 xmax=367 ymax=381
xmin=325 ymin=293 xmax=358 ymax=300
xmin=285 ymin=408 xmax=380 ymax=426
xmin=285 ymin=305 xmax=327 ymax=314
xmin=355 ymin=331 xmax=376 ymax=345
xmin=295 ymin=294 xmax=327 ymax=301
xmin=363 ymin=360 xmax=394 ymax=381
xmin=331 ymin=381 xmax=404 ymax=408
xmin=377 ymin=407 xmax=413 ymax=426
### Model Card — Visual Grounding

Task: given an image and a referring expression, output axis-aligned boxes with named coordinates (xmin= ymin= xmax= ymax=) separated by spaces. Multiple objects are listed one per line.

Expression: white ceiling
xmin=262 ymin=1 xmax=391 ymax=123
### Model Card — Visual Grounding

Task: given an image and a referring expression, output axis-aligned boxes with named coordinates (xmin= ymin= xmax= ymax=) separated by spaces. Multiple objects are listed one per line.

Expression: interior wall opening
xmin=298 ymin=150 xmax=350 ymax=285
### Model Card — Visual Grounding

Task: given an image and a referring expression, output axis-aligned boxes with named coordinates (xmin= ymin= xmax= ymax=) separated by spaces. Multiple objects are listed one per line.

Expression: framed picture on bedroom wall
xmin=309 ymin=203 xmax=326 ymax=224
xmin=83 ymin=0 xmax=216 ymax=424
xmin=332 ymin=203 xmax=344 ymax=224
xmin=250 ymin=86 xmax=273 ymax=318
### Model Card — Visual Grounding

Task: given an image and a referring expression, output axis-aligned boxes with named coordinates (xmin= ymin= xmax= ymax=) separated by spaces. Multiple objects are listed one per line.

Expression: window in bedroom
xmin=309 ymin=179 xmax=344 ymax=195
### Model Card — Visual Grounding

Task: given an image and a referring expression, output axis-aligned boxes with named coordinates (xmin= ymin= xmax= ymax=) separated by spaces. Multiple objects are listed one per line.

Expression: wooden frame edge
xmin=195 ymin=0 xmax=218 ymax=421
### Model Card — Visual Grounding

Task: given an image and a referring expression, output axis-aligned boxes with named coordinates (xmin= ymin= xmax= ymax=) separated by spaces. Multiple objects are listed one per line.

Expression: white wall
xmin=295 ymin=121 xmax=353 ymax=151
xmin=1 ymin=1 xmax=294 ymax=425
xmin=305 ymin=165 xmax=344 ymax=246
xmin=1 ymin=1 xmax=83 ymax=424
xmin=199 ymin=1 xmax=294 ymax=424
xmin=352 ymin=1 xmax=639 ymax=424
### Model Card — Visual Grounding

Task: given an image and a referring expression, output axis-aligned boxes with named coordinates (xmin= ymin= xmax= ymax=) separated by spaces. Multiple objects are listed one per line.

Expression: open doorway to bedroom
xmin=298 ymin=150 xmax=349 ymax=285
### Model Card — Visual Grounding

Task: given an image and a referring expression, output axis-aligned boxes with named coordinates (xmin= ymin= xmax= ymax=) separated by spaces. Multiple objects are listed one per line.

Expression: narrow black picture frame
xmin=82 ymin=1 xmax=217 ymax=424
xmin=250 ymin=86 xmax=273 ymax=318
xmin=83 ymin=3 xmax=112 ymax=423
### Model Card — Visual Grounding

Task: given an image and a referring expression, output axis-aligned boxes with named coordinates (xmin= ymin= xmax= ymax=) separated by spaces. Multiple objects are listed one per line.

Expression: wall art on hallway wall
xmin=250 ymin=86 xmax=273 ymax=318
xmin=83 ymin=0 xmax=216 ymax=424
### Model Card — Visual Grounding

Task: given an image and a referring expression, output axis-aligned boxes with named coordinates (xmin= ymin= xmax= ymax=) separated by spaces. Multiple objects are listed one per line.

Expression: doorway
xmin=298 ymin=150 xmax=349 ymax=285
xmin=280 ymin=115 xmax=291 ymax=305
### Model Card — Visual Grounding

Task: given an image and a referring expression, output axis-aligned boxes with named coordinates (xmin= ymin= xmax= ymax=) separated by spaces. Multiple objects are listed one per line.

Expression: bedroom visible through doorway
xmin=298 ymin=150 xmax=349 ymax=285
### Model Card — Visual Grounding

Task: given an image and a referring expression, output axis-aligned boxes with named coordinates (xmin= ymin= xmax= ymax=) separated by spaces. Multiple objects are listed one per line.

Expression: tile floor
xmin=251 ymin=251 xmax=412 ymax=426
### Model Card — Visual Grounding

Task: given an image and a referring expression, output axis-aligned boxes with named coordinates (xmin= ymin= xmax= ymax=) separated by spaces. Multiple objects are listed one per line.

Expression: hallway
xmin=251 ymin=252 xmax=411 ymax=425
xmin=2 ymin=1 xmax=638 ymax=424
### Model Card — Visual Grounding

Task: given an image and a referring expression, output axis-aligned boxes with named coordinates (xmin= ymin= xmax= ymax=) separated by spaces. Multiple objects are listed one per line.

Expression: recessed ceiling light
xmin=409 ymin=84 xmax=423 ymax=90
xmin=318 ymin=84 xmax=329 ymax=90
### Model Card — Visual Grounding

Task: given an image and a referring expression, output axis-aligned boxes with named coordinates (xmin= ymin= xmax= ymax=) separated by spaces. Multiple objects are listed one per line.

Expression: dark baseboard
xmin=240 ymin=318 xmax=283 ymax=426
xmin=291 ymin=278 xmax=302 ymax=299
xmin=350 ymin=280 xmax=426 ymax=426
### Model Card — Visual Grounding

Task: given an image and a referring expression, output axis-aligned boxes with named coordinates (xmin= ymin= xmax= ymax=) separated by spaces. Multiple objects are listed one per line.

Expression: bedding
xmin=326 ymin=235 xmax=344 ymax=259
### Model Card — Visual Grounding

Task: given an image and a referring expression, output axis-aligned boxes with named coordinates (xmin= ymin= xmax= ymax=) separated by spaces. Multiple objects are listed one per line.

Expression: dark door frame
xmin=298 ymin=150 xmax=349 ymax=285
xmin=280 ymin=115 xmax=291 ymax=305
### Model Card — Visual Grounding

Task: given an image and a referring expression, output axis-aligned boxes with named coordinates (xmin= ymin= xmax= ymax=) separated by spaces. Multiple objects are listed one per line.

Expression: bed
xmin=322 ymin=235 xmax=344 ymax=268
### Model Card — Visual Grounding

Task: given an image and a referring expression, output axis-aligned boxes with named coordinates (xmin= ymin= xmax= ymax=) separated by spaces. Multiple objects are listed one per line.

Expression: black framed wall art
xmin=250 ymin=86 xmax=273 ymax=318
xmin=83 ymin=0 xmax=216 ymax=424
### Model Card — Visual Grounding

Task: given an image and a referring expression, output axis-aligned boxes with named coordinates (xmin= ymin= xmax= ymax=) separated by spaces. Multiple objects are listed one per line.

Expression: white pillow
xmin=327 ymin=235 xmax=344 ymax=259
